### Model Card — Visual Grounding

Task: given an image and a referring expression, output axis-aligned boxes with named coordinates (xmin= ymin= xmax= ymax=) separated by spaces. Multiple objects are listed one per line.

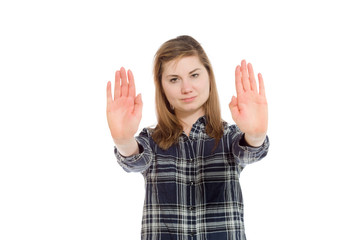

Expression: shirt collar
xmin=180 ymin=115 xmax=207 ymax=140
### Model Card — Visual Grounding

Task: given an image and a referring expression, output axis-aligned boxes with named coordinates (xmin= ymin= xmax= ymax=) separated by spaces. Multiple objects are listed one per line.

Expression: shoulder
xmin=137 ymin=122 xmax=159 ymax=136
xmin=138 ymin=127 xmax=154 ymax=137
xmin=137 ymin=126 xmax=157 ymax=143
xmin=133 ymin=127 xmax=157 ymax=153
xmin=222 ymin=121 xmax=242 ymax=136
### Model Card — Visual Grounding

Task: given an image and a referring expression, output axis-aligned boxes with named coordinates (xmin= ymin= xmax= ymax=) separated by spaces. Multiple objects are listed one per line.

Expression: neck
xmin=175 ymin=109 xmax=205 ymax=136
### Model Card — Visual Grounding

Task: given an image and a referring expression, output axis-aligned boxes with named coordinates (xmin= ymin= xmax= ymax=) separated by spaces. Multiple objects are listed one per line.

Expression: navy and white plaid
xmin=115 ymin=116 xmax=270 ymax=240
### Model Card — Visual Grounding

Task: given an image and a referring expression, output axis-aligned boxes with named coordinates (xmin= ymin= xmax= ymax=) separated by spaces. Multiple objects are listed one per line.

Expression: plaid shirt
xmin=115 ymin=116 xmax=270 ymax=240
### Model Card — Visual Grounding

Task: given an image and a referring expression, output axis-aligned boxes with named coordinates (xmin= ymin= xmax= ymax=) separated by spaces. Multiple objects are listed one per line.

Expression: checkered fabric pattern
xmin=115 ymin=116 xmax=270 ymax=240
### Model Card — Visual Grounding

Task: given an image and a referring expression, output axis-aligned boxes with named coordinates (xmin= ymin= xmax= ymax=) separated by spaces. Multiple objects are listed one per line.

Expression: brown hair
xmin=152 ymin=35 xmax=223 ymax=149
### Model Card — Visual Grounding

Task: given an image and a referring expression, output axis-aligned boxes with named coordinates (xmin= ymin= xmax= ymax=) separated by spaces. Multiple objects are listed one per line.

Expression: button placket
xmin=186 ymin=138 xmax=197 ymax=238
xmin=189 ymin=232 xmax=196 ymax=239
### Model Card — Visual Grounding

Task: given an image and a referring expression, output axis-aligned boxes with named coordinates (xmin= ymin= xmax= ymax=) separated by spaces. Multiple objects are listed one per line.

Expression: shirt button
xmin=189 ymin=206 xmax=194 ymax=211
xmin=190 ymin=181 xmax=194 ymax=186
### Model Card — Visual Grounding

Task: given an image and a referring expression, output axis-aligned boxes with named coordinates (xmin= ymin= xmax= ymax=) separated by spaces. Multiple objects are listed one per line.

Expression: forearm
xmin=113 ymin=138 xmax=140 ymax=157
xmin=244 ymin=133 xmax=267 ymax=147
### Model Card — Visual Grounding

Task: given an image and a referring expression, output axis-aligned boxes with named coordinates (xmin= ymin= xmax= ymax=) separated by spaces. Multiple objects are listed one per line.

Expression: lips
xmin=181 ymin=96 xmax=196 ymax=102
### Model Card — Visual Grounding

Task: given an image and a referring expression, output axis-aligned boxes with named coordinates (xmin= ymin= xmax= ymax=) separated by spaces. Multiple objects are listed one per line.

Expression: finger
xmin=248 ymin=63 xmax=258 ymax=94
xmin=114 ymin=71 xmax=121 ymax=100
xmin=258 ymin=73 xmax=266 ymax=97
xmin=106 ymin=81 xmax=113 ymax=110
xmin=120 ymin=67 xmax=128 ymax=97
xmin=235 ymin=65 xmax=243 ymax=95
xmin=241 ymin=60 xmax=251 ymax=91
xmin=128 ymin=69 xmax=136 ymax=98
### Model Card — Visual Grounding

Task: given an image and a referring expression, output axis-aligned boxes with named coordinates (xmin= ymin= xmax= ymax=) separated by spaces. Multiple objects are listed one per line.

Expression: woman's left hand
xmin=229 ymin=60 xmax=268 ymax=145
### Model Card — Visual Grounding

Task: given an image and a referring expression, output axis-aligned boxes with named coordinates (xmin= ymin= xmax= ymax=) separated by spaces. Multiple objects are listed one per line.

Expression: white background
xmin=1 ymin=0 xmax=344 ymax=239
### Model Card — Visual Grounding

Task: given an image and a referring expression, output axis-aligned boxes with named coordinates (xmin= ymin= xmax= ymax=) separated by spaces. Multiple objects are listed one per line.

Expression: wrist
xmin=113 ymin=138 xmax=140 ymax=157
xmin=244 ymin=133 xmax=266 ymax=147
xmin=113 ymin=137 xmax=135 ymax=146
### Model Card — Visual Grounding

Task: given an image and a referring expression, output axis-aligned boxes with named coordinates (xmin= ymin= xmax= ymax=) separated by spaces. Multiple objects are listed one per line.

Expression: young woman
xmin=106 ymin=35 xmax=269 ymax=240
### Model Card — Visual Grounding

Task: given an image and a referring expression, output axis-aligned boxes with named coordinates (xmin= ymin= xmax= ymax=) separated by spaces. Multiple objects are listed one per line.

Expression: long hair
xmin=152 ymin=35 xmax=223 ymax=150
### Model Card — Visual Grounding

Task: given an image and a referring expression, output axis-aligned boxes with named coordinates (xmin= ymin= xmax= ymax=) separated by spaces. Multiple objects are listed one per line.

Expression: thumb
xmin=134 ymin=93 xmax=143 ymax=117
xmin=229 ymin=96 xmax=239 ymax=120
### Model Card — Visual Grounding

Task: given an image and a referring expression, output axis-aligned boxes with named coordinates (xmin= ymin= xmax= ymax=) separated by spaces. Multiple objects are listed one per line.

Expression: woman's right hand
xmin=106 ymin=67 xmax=143 ymax=144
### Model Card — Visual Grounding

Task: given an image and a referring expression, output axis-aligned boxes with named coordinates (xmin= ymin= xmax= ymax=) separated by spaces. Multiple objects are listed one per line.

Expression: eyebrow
xmin=166 ymin=68 xmax=201 ymax=77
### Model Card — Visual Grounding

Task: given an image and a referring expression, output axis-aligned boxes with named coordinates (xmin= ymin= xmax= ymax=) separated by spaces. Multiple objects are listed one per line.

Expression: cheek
xmin=162 ymin=84 xmax=176 ymax=102
xmin=200 ymin=79 xmax=210 ymax=97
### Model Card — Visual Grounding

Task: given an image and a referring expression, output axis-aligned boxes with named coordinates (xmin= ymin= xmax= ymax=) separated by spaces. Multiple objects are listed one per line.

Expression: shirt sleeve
xmin=114 ymin=128 xmax=154 ymax=173
xmin=230 ymin=124 xmax=270 ymax=168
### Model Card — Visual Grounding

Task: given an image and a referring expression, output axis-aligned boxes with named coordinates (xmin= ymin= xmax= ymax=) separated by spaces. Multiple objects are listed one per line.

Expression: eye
xmin=169 ymin=78 xmax=178 ymax=83
xmin=191 ymin=73 xmax=199 ymax=78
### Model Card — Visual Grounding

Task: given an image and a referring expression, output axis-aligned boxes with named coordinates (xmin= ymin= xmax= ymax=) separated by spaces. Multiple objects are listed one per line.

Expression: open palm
xmin=229 ymin=60 xmax=268 ymax=137
xmin=106 ymin=67 xmax=143 ymax=141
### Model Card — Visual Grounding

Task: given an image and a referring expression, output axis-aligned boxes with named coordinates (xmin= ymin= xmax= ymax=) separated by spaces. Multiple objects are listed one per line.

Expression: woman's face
xmin=161 ymin=55 xmax=210 ymax=118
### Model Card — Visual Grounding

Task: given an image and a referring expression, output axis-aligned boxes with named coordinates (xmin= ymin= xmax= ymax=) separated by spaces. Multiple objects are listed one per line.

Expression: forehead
xmin=163 ymin=55 xmax=204 ymax=75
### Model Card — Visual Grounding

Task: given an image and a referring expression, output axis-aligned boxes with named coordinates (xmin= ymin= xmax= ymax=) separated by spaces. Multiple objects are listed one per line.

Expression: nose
xmin=181 ymin=79 xmax=192 ymax=94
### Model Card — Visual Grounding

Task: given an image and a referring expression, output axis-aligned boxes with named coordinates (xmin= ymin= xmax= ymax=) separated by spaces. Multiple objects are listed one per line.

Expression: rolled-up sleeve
xmin=114 ymin=128 xmax=154 ymax=173
xmin=230 ymin=125 xmax=270 ymax=168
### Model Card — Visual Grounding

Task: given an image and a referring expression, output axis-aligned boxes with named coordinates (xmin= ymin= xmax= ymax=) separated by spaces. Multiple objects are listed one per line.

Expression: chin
xmin=179 ymin=106 xmax=204 ymax=114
